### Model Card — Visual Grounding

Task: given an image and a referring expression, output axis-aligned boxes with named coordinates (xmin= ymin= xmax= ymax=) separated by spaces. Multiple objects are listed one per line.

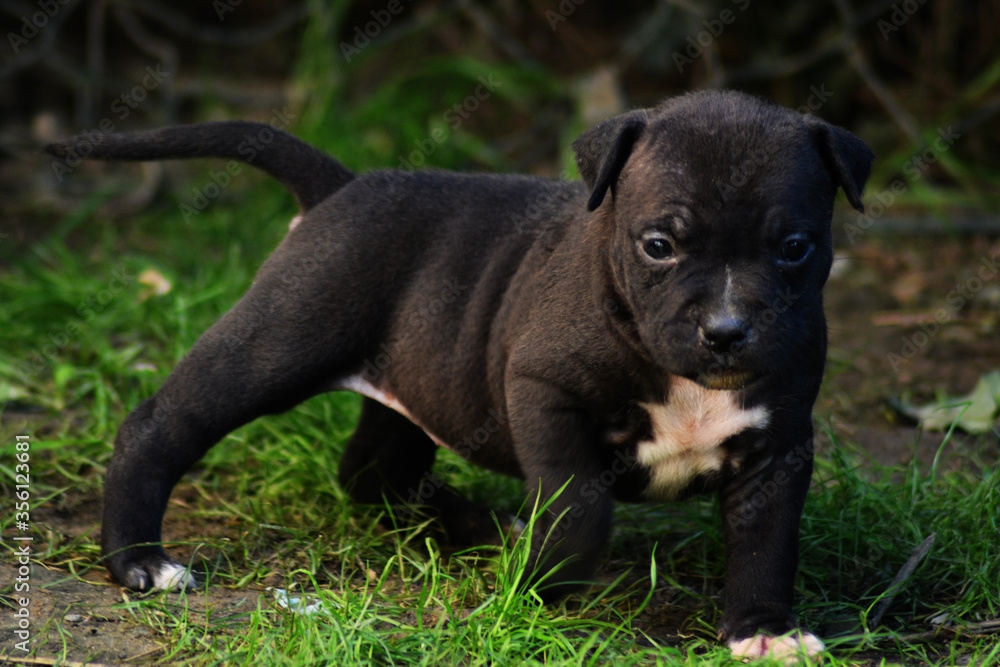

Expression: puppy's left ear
xmin=805 ymin=117 xmax=875 ymax=213
xmin=573 ymin=110 xmax=648 ymax=211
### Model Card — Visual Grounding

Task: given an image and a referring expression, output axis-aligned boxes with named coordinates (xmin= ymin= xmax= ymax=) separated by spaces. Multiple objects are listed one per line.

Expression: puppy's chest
xmin=629 ymin=377 xmax=770 ymax=501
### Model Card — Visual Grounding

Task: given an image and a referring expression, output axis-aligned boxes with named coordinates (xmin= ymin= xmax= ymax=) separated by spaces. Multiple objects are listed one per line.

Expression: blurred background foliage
xmin=0 ymin=0 xmax=998 ymax=247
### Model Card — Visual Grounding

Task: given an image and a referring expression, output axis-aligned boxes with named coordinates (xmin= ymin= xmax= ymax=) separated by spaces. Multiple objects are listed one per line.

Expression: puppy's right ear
xmin=573 ymin=111 xmax=647 ymax=211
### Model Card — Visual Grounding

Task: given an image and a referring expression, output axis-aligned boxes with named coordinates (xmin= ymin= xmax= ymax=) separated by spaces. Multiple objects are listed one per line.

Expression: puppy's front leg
xmin=508 ymin=378 xmax=613 ymax=602
xmin=717 ymin=429 xmax=824 ymax=660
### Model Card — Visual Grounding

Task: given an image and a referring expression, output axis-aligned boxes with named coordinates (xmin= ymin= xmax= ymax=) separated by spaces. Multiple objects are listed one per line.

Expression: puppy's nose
xmin=698 ymin=315 xmax=749 ymax=353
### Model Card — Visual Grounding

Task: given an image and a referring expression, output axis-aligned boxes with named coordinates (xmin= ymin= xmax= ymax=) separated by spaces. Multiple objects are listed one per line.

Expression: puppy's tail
xmin=44 ymin=121 xmax=354 ymax=212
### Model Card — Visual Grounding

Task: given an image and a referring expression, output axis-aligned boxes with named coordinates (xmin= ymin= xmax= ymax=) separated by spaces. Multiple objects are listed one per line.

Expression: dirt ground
xmin=3 ymin=229 xmax=999 ymax=665
xmin=818 ymin=230 xmax=1000 ymax=472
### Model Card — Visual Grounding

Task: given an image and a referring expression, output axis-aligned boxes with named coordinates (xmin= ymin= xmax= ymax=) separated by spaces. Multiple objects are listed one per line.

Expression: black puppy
xmin=47 ymin=91 xmax=872 ymax=660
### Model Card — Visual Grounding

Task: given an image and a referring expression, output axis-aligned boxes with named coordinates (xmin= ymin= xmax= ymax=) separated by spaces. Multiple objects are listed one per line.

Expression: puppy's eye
xmin=641 ymin=235 xmax=675 ymax=261
xmin=778 ymin=236 xmax=812 ymax=265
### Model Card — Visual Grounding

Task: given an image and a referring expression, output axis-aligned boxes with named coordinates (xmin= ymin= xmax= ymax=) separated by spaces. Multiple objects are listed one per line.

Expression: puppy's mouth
xmin=693 ymin=370 xmax=762 ymax=391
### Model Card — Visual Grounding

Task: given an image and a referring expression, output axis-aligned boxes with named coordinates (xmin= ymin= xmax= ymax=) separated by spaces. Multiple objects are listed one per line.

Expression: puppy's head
xmin=574 ymin=91 xmax=874 ymax=390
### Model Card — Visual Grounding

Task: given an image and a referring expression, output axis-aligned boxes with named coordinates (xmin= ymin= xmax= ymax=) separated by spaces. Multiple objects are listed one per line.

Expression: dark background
xmin=1 ymin=0 xmax=998 ymax=238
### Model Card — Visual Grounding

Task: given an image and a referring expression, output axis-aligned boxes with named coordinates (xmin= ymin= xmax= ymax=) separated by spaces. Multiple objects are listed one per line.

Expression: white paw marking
xmin=150 ymin=561 xmax=196 ymax=591
xmin=288 ymin=214 xmax=303 ymax=231
xmin=638 ymin=375 xmax=769 ymax=500
xmin=728 ymin=631 xmax=825 ymax=662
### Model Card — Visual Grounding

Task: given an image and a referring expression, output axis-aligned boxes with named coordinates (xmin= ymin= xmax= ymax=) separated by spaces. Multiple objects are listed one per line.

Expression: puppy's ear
xmin=805 ymin=117 xmax=875 ymax=212
xmin=573 ymin=111 xmax=647 ymax=211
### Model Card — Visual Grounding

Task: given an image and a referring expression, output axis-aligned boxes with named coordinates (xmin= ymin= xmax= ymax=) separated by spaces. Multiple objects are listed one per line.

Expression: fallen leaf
xmin=138 ymin=267 xmax=172 ymax=300
xmin=892 ymin=370 xmax=1000 ymax=433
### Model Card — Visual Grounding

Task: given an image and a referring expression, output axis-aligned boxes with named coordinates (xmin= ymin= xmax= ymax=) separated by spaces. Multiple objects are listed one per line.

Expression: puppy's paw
xmin=728 ymin=631 xmax=824 ymax=663
xmin=114 ymin=555 xmax=196 ymax=591
xmin=149 ymin=560 xmax=196 ymax=591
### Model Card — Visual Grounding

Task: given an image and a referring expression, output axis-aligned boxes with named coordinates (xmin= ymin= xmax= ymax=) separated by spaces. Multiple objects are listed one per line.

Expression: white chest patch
xmin=637 ymin=375 xmax=769 ymax=501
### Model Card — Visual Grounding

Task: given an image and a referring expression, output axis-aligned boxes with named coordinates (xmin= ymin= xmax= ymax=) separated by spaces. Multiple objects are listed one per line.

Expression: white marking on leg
xmin=637 ymin=375 xmax=769 ymax=500
xmin=288 ymin=214 xmax=303 ymax=231
xmin=150 ymin=561 xmax=196 ymax=591
xmin=728 ymin=631 xmax=825 ymax=662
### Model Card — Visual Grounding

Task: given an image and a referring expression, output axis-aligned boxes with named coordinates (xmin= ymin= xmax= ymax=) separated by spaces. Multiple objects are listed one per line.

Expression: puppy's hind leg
xmin=102 ymin=246 xmax=373 ymax=591
xmin=339 ymin=399 xmax=507 ymax=547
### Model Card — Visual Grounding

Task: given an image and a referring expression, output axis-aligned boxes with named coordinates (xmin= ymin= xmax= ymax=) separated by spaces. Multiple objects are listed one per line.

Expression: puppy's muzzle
xmin=697 ymin=314 xmax=749 ymax=354
xmin=695 ymin=314 xmax=761 ymax=390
